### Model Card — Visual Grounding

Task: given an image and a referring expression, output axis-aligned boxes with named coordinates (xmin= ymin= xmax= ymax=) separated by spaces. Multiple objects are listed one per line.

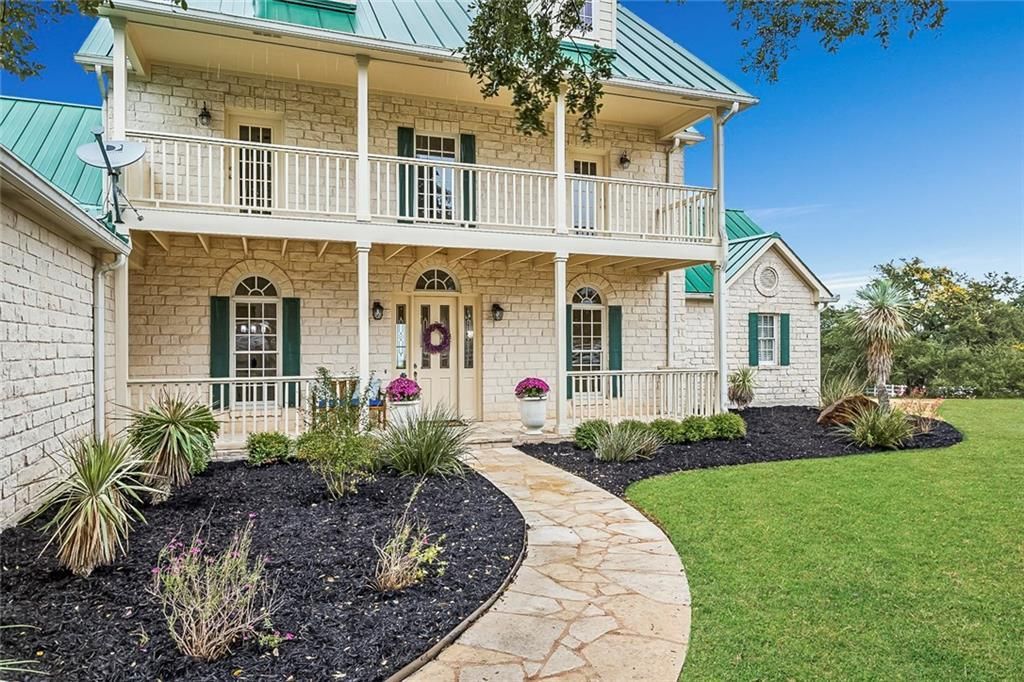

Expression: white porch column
xmin=356 ymin=242 xmax=372 ymax=386
xmin=554 ymin=91 xmax=567 ymax=234
xmin=712 ymin=109 xmax=729 ymax=411
xmin=554 ymin=252 xmax=569 ymax=434
xmin=355 ymin=54 xmax=371 ymax=222
xmin=110 ymin=18 xmax=127 ymax=138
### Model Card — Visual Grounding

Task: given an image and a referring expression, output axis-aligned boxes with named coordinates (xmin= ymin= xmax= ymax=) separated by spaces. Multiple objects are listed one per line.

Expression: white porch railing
xmin=567 ymin=369 xmax=719 ymax=426
xmin=123 ymin=131 xmax=718 ymax=242
xmin=126 ymin=375 xmax=350 ymax=447
xmin=124 ymin=131 xmax=358 ymax=218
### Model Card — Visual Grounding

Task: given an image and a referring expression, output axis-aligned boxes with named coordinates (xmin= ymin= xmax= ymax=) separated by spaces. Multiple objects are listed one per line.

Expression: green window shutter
xmin=397 ymin=127 xmax=414 ymax=220
xmin=282 ymin=298 xmax=301 ymax=407
xmin=780 ymin=313 xmax=791 ymax=366
xmin=748 ymin=312 xmax=759 ymax=367
xmin=565 ymin=304 xmax=573 ymax=399
xmin=608 ymin=305 xmax=623 ymax=398
xmin=460 ymin=133 xmax=477 ymax=224
xmin=210 ymin=296 xmax=231 ymax=409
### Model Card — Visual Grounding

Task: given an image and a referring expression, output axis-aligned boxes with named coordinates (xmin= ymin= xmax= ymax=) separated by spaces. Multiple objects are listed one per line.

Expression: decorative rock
xmin=817 ymin=394 xmax=876 ymax=425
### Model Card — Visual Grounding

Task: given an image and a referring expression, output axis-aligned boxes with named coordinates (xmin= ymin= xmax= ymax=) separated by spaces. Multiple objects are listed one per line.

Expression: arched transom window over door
xmin=571 ymin=287 xmax=605 ymax=379
xmin=233 ymin=275 xmax=279 ymax=402
xmin=415 ymin=268 xmax=458 ymax=292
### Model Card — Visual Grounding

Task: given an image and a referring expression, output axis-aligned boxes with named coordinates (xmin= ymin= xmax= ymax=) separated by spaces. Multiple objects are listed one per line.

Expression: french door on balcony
xmin=572 ymin=157 xmax=604 ymax=232
xmin=415 ymin=134 xmax=457 ymax=222
xmin=231 ymin=118 xmax=277 ymax=214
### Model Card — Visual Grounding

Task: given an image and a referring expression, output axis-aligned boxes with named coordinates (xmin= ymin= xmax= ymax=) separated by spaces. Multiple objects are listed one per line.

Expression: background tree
xmin=822 ymin=259 xmax=1024 ymax=398
xmin=462 ymin=0 xmax=946 ymax=140
xmin=849 ymin=279 xmax=913 ymax=410
xmin=1 ymin=0 xmax=186 ymax=79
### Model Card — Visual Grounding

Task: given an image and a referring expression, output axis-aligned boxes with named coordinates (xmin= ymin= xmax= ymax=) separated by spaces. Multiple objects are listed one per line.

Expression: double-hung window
xmin=757 ymin=314 xmax=779 ymax=366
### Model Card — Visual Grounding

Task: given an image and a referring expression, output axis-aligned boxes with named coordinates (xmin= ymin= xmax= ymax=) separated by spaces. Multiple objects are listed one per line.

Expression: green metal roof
xmin=0 ymin=96 xmax=105 ymax=210
xmin=685 ymin=209 xmax=777 ymax=294
xmin=76 ymin=1 xmax=751 ymax=98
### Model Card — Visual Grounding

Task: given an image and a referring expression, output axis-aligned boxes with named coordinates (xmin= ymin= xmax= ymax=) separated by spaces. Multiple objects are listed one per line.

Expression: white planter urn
xmin=518 ymin=396 xmax=548 ymax=435
xmin=389 ymin=399 xmax=421 ymax=428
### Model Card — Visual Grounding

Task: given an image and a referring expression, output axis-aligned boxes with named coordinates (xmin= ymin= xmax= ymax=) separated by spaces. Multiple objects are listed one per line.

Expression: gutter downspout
xmin=714 ymin=102 xmax=739 ymax=410
xmin=94 ymin=254 xmax=127 ymax=437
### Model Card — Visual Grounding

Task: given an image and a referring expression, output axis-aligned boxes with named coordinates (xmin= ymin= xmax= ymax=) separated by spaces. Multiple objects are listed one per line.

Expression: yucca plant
xmin=379 ymin=404 xmax=470 ymax=477
xmin=850 ymin=279 xmax=913 ymax=411
xmin=128 ymin=394 xmax=220 ymax=501
xmin=28 ymin=438 xmax=156 ymax=577
xmin=593 ymin=422 xmax=664 ymax=462
xmin=728 ymin=367 xmax=756 ymax=409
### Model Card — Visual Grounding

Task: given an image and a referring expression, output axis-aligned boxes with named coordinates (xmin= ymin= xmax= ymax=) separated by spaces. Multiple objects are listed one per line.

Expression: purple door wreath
xmin=422 ymin=321 xmax=451 ymax=354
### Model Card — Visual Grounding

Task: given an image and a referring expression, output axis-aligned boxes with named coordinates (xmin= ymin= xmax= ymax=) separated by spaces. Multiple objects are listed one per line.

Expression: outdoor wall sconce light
xmin=618 ymin=151 xmax=632 ymax=170
xmin=371 ymin=301 xmax=385 ymax=321
xmin=197 ymin=102 xmax=212 ymax=128
xmin=491 ymin=303 xmax=505 ymax=322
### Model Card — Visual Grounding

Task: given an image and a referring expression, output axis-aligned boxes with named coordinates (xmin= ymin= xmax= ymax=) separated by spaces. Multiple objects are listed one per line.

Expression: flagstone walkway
xmin=409 ymin=446 xmax=690 ymax=681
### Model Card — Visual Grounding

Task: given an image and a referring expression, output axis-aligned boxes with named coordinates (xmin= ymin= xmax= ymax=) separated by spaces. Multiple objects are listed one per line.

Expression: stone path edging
xmin=410 ymin=446 xmax=691 ymax=681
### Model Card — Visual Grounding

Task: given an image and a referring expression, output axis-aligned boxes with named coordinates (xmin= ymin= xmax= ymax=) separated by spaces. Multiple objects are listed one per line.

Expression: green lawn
xmin=628 ymin=400 xmax=1024 ymax=680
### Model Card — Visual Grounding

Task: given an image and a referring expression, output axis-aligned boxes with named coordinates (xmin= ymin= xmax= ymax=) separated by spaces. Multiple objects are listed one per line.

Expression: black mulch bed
xmin=0 ymin=462 xmax=525 ymax=681
xmin=520 ymin=406 xmax=963 ymax=497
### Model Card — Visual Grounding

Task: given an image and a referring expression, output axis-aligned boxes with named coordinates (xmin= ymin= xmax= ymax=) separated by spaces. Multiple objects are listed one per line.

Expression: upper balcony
xmin=121 ymin=129 xmax=719 ymax=246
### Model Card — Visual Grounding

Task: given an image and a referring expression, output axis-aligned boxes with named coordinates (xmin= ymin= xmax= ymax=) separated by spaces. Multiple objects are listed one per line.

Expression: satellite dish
xmin=74 ymin=128 xmax=146 ymax=225
xmin=76 ymin=139 xmax=145 ymax=169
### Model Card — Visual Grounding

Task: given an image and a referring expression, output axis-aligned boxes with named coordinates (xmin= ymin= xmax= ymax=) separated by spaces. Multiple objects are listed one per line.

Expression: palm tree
xmin=850 ymin=279 xmax=913 ymax=411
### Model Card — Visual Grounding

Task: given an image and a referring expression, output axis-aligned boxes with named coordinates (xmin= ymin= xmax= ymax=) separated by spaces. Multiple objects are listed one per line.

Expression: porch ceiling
xmin=128 ymin=229 xmax=704 ymax=276
xmin=121 ymin=21 xmax=713 ymax=132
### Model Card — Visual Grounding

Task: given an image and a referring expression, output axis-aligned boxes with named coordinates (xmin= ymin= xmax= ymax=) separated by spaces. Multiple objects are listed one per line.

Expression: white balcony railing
xmin=126 ymin=375 xmax=347 ymax=447
xmin=124 ymin=131 xmax=718 ymax=243
xmin=567 ymin=369 xmax=719 ymax=425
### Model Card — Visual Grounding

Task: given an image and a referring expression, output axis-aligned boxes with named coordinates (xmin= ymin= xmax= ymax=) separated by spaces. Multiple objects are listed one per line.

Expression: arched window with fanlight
xmin=571 ymin=286 xmax=605 ymax=380
xmin=233 ymin=275 xmax=279 ymax=402
xmin=415 ymin=268 xmax=458 ymax=292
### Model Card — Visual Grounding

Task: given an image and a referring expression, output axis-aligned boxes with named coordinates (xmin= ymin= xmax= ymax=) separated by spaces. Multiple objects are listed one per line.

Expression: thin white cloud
xmin=822 ymin=271 xmax=874 ymax=302
xmin=745 ymin=204 xmax=829 ymax=222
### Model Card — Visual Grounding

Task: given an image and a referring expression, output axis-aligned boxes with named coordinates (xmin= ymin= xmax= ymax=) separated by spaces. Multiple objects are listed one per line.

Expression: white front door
xmin=412 ymin=296 xmax=459 ymax=411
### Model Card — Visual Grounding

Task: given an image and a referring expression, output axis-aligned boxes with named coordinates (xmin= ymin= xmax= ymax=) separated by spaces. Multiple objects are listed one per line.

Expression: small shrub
xmin=677 ymin=416 xmax=713 ymax=442
xmin=573 ymin=419 xmax=611 ymax=450
xmin=593 ymin=423 xmax=664 ymax=462
xmin=28 ymin=438 xmax=155 ymax=577
xmin=128 ymin=394 xmax=220 ymax=500
xmin=617 ymin=419 xmax=651 ymax=435
xmin=372 ymin=482 xmax=446 ymax=592
xmin=708 ymin=413 xmax=747 ymax=440
xmin=246 ymin=432 xmax=292 ymax=467
xmin=149 ymin=519 xmax=278 ymax=661
xmin=835 ymin=404 xmax=914 ymax=450
xmin=296 ymin=429 xmax=379 ymax=498
xmin=728 ymin=368 xmax=757 ymax=409
xmin=649 ymin=418 xmax=683 ymax=444
xmin=379 ymin=404 xmax=469 ymax=477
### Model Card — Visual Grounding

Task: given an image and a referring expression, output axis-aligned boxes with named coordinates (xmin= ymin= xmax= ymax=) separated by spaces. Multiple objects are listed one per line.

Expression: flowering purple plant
xmin=386 ymin=376 xmax=421 ymax=403
xmin=515 ymin=377 xmax=550 ymax=399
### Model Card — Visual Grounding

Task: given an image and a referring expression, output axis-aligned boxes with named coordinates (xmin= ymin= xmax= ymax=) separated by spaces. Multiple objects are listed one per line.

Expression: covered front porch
xmin=121 ymin=233 xmax=720 ymax=447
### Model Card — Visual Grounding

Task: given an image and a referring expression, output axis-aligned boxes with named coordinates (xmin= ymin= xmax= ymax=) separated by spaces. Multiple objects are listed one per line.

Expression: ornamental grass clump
xmin=245 ymin=432 xmax=292 ymax=467
xmin=835 ymin=403 xmax=915 ymax=450
xmin=28 ymin=438 xmax=156 ymax=578
xmin=573 ymin=419 xmax=610 ymax=450
xmin=128 ymin=394 xmax=220 ymax=500
xmin=372 ymin=482 xmax=446 ymax=592
xmin=593 ymin=422 xmax=664 ymax=463
xmin=514 ymin=377 xmax=550 ymax=399
xmin=150 ymin=519 xmax=278 ymax=662
xmin=379 ymin=404 xmax=469 ymax=477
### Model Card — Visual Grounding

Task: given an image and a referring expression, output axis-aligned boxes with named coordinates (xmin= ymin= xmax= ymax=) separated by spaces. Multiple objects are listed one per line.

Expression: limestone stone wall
xmin=1 ymin=205 xmax=113 ymax=527
xmin=128 ymin=235 xmax=677 ymax=420
xmin=684 ymin=246 xmax=822 ymax=406
xmin=125 ymin=64 xmax=676 ymax=184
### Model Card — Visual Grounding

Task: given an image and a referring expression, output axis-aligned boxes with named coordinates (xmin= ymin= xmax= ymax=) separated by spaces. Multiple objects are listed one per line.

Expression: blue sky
xmin=2 ymin=1 xmax=1022 ymax=301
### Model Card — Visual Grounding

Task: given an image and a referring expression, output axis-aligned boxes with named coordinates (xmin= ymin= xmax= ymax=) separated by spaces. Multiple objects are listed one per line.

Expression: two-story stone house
xmin=49 ymin=0 xmax=830 ymax=447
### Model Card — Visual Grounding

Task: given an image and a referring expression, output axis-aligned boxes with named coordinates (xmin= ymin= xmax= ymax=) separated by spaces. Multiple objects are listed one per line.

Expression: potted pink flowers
xmin=386 ymin=375 xmax=422 ymax=427
xmin=515 ymin=377 xmax=550 ymax=434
